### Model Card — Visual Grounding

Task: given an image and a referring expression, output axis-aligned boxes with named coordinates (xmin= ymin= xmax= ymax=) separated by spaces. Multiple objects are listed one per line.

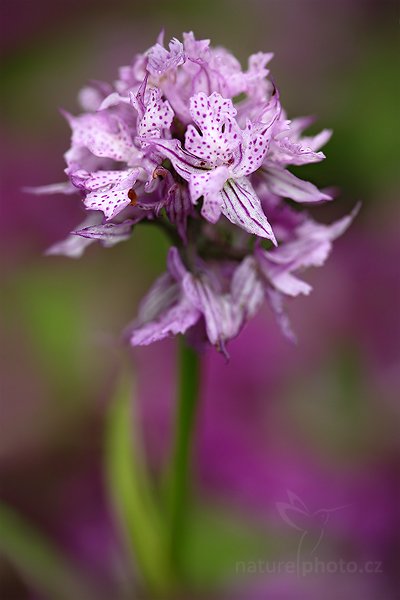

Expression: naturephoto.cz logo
xmin=235 ymin=491 xmax=383 ymax=577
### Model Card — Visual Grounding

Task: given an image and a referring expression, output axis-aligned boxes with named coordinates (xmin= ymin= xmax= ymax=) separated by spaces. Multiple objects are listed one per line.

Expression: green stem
xmin=168 ymin=336 xmax=201 ymax=577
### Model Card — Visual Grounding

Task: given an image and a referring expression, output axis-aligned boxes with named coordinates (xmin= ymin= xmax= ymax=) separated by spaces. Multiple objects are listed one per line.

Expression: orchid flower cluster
xmin=40 ymin=31 xmax=354 ymax=356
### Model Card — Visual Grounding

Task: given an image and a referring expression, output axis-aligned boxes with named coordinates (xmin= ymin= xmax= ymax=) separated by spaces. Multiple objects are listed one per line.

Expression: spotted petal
xmin=221 ymin=177 xmax=277 ymax=242
xmin=136 ymin=88 xmax=174 ymax=140
xmin=189 ymin=166 xmax=229 ymax=223
xmin=77 ymin=168 xmax=141 ymax=219
xmin=185 ymin=92 xmax=240 ymax=165
xmin=233 ymin=95 xmax=281 ymax=176
xmin=185 ymin=92 xmax=239 ymax=165
xmin=65 ymin=112 xmax=135 ymax=163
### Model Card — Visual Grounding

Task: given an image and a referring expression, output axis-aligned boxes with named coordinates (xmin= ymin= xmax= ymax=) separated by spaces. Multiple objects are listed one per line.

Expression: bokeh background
xmin=1 ymin=1 xmax=399 ymax=598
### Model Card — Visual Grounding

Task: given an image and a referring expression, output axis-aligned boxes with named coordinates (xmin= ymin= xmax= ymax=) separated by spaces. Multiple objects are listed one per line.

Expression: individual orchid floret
xmin=259 ymin=113 xmax=333 ymax=202
xmin=210 ymin=48 xmax=274 ymax=100
xmin=132 ymin=84 xmax=174 ymax=142
xmin=186 ymin=254 xmax=265 ymax=355
xmin=129 ymin=247 xmax=201 ymax=345
xmin=144 ymin=91 xmax=280 ymax=241
xmin=129 ymin=248 xmax=264 ymax=356
xmin=255 ymin=206 xmax=359 ymax=297
xmin=146 ymin=35 xmax=185 ymax=76
xmin=64 ymin=111 xmax=137 ymax=164
xmin=72 ymin=167 xmax=144 ymax=220
xmin=268 ymin=115 xmax=332 ymax=167
xmin=243 ymin=207 xmax=358 ymax=341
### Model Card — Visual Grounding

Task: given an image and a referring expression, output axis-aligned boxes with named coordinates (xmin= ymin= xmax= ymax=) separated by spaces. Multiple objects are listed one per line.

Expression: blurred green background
xmin=1 ymin=1 xmax=399 ymax=599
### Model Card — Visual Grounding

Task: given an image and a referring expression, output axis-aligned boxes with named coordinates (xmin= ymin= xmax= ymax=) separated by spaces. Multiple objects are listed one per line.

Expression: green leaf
xmin=104 ymin=371 xmax=174 ymax=596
